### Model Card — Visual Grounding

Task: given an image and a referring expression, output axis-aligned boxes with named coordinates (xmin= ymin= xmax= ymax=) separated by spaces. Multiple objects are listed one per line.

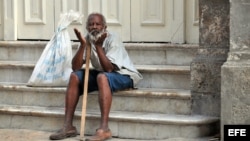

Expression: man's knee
xmin=96 ymin=73 xmax=108 ymax=83
xmin=69 ymin=72 xmax=80 ymax=84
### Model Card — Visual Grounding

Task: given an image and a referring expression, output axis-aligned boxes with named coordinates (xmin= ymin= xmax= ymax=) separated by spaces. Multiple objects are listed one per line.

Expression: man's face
xmin=86 ymin=15 xmax=106 ymax=42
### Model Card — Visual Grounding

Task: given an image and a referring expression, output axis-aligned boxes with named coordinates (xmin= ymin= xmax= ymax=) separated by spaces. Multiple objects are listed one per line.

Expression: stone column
xmin=221 ymin=0 xmax=250 ymax=140
xmin=190 ymin=0 xmax=229 ymax=116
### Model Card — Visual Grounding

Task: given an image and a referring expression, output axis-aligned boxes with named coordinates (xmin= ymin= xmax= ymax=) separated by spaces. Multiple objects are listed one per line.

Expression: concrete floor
xmin=0 ymin=129 xmax=219 ymax=141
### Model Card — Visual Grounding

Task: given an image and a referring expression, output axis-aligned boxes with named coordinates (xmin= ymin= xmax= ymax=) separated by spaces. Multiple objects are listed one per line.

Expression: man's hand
xmin=94 ymin=32 xmax=107 ymax=47
xmin=74 ymin=28 xmax=86 ymax=45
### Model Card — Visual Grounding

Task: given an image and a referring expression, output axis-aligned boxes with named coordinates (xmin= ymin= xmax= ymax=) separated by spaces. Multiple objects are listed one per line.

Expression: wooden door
xmin=16 ymin=0 xmax=131 ymax=41
xmin=17 ymin=0 xmax=55 ymax=40
xmin=54 ymin=0 xmax=87 ymax=40
xmin=54 ymin=0 xmax=131 ymax=41
xmin=13 ymin=0 xmax=197 ymax=43
xmin=131 ymin=0 xmax=185 ymax=43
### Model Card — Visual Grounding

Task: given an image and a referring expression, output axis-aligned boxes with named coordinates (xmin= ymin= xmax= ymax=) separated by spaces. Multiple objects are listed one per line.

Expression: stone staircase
xmin=0 ymin=41 xmax=219 ymax=140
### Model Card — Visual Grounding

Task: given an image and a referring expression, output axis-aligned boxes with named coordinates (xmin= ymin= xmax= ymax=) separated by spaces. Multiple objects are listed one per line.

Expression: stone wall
xmin=191 ymin=0 xmax=229 ymax=116
xmin=221 ymin=0 xmax=250 ymax=140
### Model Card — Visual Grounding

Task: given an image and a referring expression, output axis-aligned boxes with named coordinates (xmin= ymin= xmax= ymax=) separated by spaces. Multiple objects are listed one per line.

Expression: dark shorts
xmin=74 ymin=69 xmax=133 ymax=95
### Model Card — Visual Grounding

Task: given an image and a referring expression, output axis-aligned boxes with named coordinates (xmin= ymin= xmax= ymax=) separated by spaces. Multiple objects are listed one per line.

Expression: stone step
xmin=0 ymin=83 xmax=191 ymax=115
xmin=0 ymin=41 xmax=210 ymax=140
xmin=0 ymin=61 xmax=191 ymax=89
xmin=0 ymin=104 xmax=219 ymax=140
xmin=0 ymin=129 xmax=214 ymax=141
xmin=0 ymin=41 xmax=198 ymax=66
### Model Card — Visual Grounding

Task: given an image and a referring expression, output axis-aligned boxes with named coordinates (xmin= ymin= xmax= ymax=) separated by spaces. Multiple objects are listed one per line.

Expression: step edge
xmin=0 ymin=41 xmax=198 ymax=49
xmin=0 ymin=61 xmax=190 ymax=73
xmin=0 ymin=41 xmax=79 ymax=48
xmin=125 ymin=43 xmax=199 ymax=50
xmin=0 ymin=83 xmax=191 ymax=99
xmin=0 ymin=104 xmax=219 ymax=125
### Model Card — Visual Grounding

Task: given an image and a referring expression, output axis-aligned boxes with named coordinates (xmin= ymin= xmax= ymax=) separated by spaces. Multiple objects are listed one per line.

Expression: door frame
xmin=1 ymin=0 xmax=17 ymax=40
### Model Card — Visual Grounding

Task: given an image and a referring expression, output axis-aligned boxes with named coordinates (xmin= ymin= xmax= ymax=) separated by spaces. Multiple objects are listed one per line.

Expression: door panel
xmin=17 ymin=0 xmax=130 ymax=41
xmin=185 ymin=0 xmax=199 ymax=43
xmin=54 ymin=0 xmax=87 ymax=40
xmin=131 ymin=0 xmax=184 ymax=43
xmin=54 ymin=0 xmax=130 ymax=41
xmin=17 ymin=0 xmax=55 ymax=40
xmin=87 ymin=0 xmax=131 ymax=41
xmin=0 ymin=0 xmax=3 ymax=40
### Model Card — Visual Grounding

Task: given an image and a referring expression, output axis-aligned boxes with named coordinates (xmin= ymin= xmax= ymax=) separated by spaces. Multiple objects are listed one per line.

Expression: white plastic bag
xmin=28 ymin=10 xmax=83 ymax=87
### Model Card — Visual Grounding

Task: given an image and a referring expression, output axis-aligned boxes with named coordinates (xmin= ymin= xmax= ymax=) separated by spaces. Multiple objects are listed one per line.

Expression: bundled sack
xmin=28 ymin=10 xmax=83 ymax=86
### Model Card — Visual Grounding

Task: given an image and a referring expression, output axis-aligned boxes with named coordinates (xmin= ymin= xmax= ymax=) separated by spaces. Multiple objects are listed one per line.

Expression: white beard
xmin=88 ymin=29 xmax=105 ymax=43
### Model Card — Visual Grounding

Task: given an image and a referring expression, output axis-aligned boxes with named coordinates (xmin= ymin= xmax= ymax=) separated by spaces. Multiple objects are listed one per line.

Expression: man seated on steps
xmin=49 ymin=12 xmax=143 ymax=141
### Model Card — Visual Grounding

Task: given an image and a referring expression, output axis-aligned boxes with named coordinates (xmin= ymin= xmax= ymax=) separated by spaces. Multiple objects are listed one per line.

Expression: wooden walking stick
xmin=80 ymin=40 xmax=91 ymax=140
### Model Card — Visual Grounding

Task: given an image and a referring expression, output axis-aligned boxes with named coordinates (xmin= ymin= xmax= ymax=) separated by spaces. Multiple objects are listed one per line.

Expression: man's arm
xmin=94 ymin=33 xmax=115 ymax=72
xmin=72 ymin=28 xmax=86 ymax=71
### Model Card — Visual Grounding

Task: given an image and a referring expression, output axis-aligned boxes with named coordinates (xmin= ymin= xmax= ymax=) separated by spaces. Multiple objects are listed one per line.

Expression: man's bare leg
xmin=97 ymin=73 xmax=112 ymax=129
xmin=86 ymin=73 xmax=112 ymax=141
xmin=64 ymin=73 xmax=80 ymax=128
xmin=49 ymin=73 xmax=80 ymax=140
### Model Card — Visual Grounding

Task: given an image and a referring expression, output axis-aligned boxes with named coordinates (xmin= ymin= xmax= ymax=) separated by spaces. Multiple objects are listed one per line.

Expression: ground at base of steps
xmin=0 ymin=129 xmax=219 ymax=141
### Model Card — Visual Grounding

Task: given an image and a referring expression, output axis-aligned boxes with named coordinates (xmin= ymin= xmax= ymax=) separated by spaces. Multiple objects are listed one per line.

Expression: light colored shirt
xmin=83 ymin=31 xmax=143 ymax=86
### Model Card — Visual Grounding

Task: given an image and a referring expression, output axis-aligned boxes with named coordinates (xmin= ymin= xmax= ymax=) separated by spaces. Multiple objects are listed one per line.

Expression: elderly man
xmin=49 ymin=12 xmax=143 ymax=141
